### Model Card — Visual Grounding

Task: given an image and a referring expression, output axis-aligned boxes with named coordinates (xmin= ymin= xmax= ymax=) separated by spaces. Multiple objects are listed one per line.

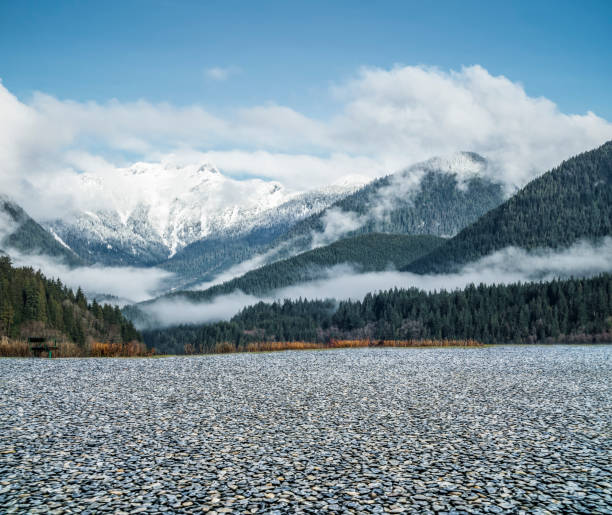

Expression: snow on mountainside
xmin=0 ymin=195 xmax=83 ymax=266
xmin=256 ymin=151 xmax=506 ymax=265
xmin=416 ymin=151 xmax=488 ymax=176
xmin=44 ymin=160 xmax=367 ymax=266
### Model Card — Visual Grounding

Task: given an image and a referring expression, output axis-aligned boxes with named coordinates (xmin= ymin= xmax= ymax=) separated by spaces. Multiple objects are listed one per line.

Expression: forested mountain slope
xmin=0 ymin=196 xmax=83 ymax=266
xmin=406 ymin=141 xmax=612 ymax=274
xmin=0 ymin=255 xmax=139 ymax=345
xmin=159 ymin=225 xmax=290 ymax=287
xmin=149 ymin=234 xmax=444 ymax=304
xmin=142 ymin=274 xmax=612 ymax=354
xmin=265 ymin=153 xmax=505 ymax=260
xmin=156 ymin=153 xmax=504 ymax=288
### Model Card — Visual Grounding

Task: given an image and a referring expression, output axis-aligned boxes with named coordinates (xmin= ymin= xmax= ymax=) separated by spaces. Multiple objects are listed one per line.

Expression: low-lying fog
xmin=138 ymin=238 xmax=612 ymax=328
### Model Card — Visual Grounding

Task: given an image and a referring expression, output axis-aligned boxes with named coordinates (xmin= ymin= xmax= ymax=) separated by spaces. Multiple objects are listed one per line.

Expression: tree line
xmin=142 ymin=273 xmax=612 ymax=354
xmin=0 ymin=255 xmax=140 ymax=346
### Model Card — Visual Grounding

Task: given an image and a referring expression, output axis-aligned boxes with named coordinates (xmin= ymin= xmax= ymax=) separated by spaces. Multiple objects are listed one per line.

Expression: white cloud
xmin=310 ymin=208 xmax=368 ymax=248
xmin=137 ymin=238 xmax=612 ymax=328
xmin=0 ymin=206 xmax=19 ymax=242
xmin=205 ymin=66 xmax=241 ymax=81
xmin=153 ymin=149 xmax=380 ymax=191
xmin=142 ymin=291 xmax=260 ymax=327
xmin=0 ymin=65 xmax=611 ymax=222
xmin=8 ymin=250 xmax=173 ymax=304
xmin=190 ymin=239 xmax=297 ymax=292
xmin=330 ymin=65 xmax=612 ymax=186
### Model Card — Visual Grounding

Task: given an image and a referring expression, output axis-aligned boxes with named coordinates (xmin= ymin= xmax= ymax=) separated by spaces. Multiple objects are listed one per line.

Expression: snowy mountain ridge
xmin=44 ymin=159 xmax=369 ymax=265
xmin=408 ymin=151 xmax=487 ymax=177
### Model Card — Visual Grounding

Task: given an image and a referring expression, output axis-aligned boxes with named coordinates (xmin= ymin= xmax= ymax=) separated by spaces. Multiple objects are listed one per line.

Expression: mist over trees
xmin=0 ymin=256 xmax=140 ymax=346
xmin=0 ymin=196 xmax=83 ymax=267
xmin=142 ymin=274 xmax=612 ymax=355
xmin=269 ymin=171 xmax=504 ymax=261
xmin=156 ymin=167 xmax=503 ymax=286
xmin=161 ymin=234 xmax=444 ymax=303
xmin=407 ymin=141 xmax=612 ymax=273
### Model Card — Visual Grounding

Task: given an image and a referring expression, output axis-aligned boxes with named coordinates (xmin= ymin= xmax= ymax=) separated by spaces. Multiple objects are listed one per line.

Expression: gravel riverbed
xmin=1 ymin=346 xmax=611 ymax=514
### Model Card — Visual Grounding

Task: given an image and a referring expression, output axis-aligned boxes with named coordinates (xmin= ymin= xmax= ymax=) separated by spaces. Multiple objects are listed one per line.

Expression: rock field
xmin=1 ymin=345 xmax=611 ymax=514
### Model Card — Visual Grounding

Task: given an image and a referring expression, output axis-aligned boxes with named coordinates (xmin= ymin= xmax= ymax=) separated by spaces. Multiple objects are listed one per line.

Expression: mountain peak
xmin=412 ymin=151 xmax=488 ymax=177
xmin=196 ymin=163 xmax=220 ymax=174
xmin=45 ymin=159 xmax=361 ymax=266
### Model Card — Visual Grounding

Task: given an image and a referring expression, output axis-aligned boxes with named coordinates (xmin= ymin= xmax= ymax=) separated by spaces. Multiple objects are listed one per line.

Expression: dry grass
xmin=328 ymin=338 xmax=482 ymax=348
xmin=237 ymin=338 xmax=483 ymax=354
xmin=51 ymin=341 xmax=84 ymax=357
xmin=245 ymin=341 xmax=322 ymax=352
xmin=0 ymin=337 xmax=87 ymax=357
xmin=372 ymin=339 xmax=482 ymax=348
xmin=0 ymin=337 xmax=150 ymax=358
xmin=1 ymin=335 xmax=481 ymax=358
xmin=0 ymin=337 xmax=30 ymax=357
xmin=214 ymin=341 xmax=237 ymax=354
xmin=89 ymin=341 xmax=150 ymax=357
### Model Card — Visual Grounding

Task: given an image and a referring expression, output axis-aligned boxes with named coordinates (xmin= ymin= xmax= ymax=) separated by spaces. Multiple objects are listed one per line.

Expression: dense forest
xmin=160 ymin=225 xmax=290 ymax=285
xmin=0 ymin=195 xmax=83 ymax=266
xmin=0 ymin=256 xmax=140 ymax=348
xmin=159 ymin=234 xmax=444 ymax=303
xmin=142 ymin=274 xmax=612 ymax=354
xmin=406 ymin=140 xmax=612 ymax=273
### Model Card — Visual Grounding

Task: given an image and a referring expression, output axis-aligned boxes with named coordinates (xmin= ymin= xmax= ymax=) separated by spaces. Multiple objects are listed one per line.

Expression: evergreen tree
xmin=0 ymin=257 xmax=141 ymax=345
xmin=142 ymin=274 xmax=612 ymax=354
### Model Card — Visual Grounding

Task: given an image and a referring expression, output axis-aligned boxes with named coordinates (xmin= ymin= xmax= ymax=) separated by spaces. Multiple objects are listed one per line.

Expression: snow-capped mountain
xmin=257 ymin=151 xmax=506 ymax=262
xmin=414 ymin=151 xmax=488 ymax=177
xmin=130 ymin=150 xmax=507 ymax=299
xmin=44 ymin=160 xmax=367 ymax=266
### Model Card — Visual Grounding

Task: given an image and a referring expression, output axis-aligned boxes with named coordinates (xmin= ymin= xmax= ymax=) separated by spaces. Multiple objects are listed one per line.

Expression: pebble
xmin=1 ymin=345 xmax=611 ymax=513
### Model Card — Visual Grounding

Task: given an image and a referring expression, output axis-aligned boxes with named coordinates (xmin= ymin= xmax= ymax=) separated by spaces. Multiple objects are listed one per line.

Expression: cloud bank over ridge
xmin=7 ymin=250 xmax=173 ymax=304
xmin=1 ymin=64 xmax=611 ymax=221
xmin=138 ymin=238 xmax=612 ymax=328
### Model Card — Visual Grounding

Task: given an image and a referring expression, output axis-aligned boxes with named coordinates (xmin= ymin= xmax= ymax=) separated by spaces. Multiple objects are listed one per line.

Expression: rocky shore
xmin=1 ymin=346 xmax=610 ymax=514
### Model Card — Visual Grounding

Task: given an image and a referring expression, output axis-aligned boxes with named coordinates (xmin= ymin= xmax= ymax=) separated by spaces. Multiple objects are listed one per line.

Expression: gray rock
xmin=1 ymin=346 xmax=611 ymax=513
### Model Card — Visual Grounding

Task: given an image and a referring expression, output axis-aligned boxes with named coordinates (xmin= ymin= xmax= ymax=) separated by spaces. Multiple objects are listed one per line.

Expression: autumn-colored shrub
xmin=236 ymin=338 xmax=483 ymax=354
xmin=0 ymin=337 xmax=30 ymax=357
xmin=0 ymin=337 xmax=89 ymax=357
xmin=328 ymin=338 xmax=482 ymax=348
xmin=377 ymin=339 xmax=482 ymax=347
xmin=328 ymin=339 xmax=370 ymax=348
xmin=245 ymin=341 xmax=322 ymax=352
xmin=54 ymin=341 xmax=84 ymax=357
xmin=89 ymin=340 xmax=149 ymax=357
xmin=214 ymin=341 xmax=236 ymax=354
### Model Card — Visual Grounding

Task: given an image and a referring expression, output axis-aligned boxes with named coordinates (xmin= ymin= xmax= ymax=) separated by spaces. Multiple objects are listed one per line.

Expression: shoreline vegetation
xmin=142 ymin=274 xmax=612 ymax=355
xmin=0 ymin=337 xmax=482 ymax=357
xmin=0 ymin=337 xmax=481 ymax=357
xmin=0 ymin=256 xmax=142 ymax=356
xmin=0 ymin=336 xmax=150 ymax=357
xmin=2 ymin=337 xmax=610 ymax=358
xmin=195 ymin=338 xmax=483 ymax=355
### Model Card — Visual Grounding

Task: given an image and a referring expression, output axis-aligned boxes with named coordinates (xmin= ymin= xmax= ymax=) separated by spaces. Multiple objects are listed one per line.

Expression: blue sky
xmin=1 ymin=0 xmax=611 ymax=119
